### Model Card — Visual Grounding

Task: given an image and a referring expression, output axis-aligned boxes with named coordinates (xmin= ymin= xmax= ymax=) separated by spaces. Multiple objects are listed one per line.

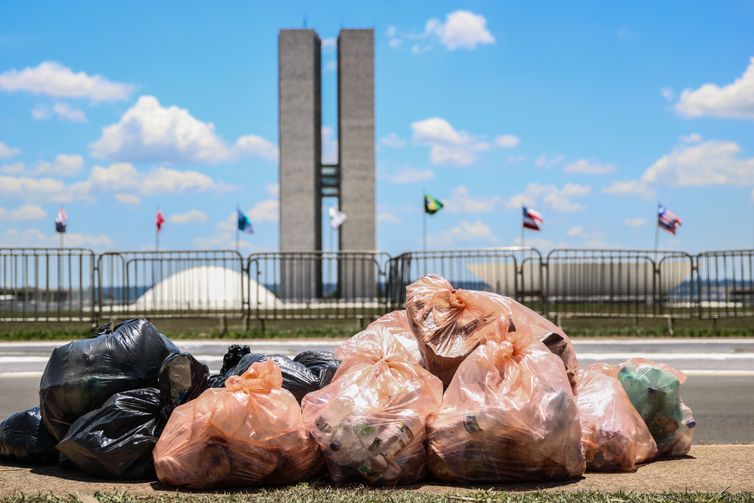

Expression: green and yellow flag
xmin=424 ymin=194 xmax=444 ymax=215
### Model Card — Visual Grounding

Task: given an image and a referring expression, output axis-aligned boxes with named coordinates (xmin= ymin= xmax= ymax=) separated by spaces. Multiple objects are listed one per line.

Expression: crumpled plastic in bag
xmin=577 ymin=363 xmax=657 ymax=471
xmin=366 ymin=310 xmax=425 ymax=367
xmin=153 ymin=360 xmax=321 ymax=489
xmin=220 ymin=344 xmax=251 ymax=374
xmin=427 ymin=326 xmax=585 ymax=483
xmin=618 ymin=358 xmax=695 ymax=457
xmin=55 ymin=352 xmax=209 ymax=479
xmin=405 ymin=274 xmax=578 ymax=389
xmin=293 ymin=350 xmax=341 ymax=388
xmin=0 ymin=407 xmax=57 ymax=464
xmin=302 ymin=325 xmax=443 ymax=485
xmin=39 ymin=318 xmax=179 ymax=440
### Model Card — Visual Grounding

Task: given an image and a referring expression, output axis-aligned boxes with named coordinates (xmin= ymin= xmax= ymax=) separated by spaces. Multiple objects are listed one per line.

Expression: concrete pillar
xmin=338 ymin=29 xmax=376 ymax=299
xmin=278 ymin=29 xmax=322 ymax=299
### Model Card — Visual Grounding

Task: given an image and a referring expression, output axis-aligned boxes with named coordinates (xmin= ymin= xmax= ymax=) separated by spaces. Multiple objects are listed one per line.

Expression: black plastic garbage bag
xmin=210 ymin=353 xmax=316 ymax=402
xmin=39 ymin=318 xmax=179 ymax=440
xmin=219 ymin=344 xmax=250 ymax=374
xmin=159 ymin=353 xmax=209 ymax=408
xmin=55 ymin=352 xmax=208 ymax=479
xmin=293 ymin=350 xmax=340 ymax=387
xmin=56 ymin=388 xmax=162 ymax=479
xmin=0 ymin=407 xmax=57 ymax=463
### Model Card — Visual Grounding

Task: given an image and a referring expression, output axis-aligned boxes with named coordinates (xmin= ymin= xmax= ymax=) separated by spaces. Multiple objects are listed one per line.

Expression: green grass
xmin=1 ymin=488 xmax=753 ymax=503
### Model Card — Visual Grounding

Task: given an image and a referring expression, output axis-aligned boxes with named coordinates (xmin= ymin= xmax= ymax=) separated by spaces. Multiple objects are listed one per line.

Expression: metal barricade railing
xmin=96 ymin=250 xmax=245 ymax=320
xmin=385 ymin=247 xmax=542 ymax=309
xmin=696 ymin=250 xmax=754 ymax=319
xmin=247 ymin=251 xmax=391 ymax=321
xmin=543 ymin=249 xmax=691 ymax=319
xmin=0 ymin=248 xmax=95 ymax=322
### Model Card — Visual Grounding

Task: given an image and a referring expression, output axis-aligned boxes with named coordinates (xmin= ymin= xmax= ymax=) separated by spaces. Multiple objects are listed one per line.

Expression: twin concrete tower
xmin=278 ymin=28 xmax=375 ymax=255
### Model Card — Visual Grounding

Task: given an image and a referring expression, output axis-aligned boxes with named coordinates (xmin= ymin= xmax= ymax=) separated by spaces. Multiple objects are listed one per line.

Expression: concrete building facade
xmin=278 ymin=28 xmax=375 ymax=299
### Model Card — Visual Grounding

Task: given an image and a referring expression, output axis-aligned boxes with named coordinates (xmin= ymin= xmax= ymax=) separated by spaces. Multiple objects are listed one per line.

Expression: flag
xmin=156 ymin=210 xmax=165 ymax=232
xmin=523 ymin=206 xmax=544 ymax=231
xmin=424 ymin=194 xmax=444 ymax=215
xmin=237 ymin=208 xmax=254 ymax=234
xmin=55 ymin=207 xmax=67 ymax=233
xmin=658 ymin=204 xmax=682 ymax=235
xmin=329 ymin=206 xmax=347 ymax=229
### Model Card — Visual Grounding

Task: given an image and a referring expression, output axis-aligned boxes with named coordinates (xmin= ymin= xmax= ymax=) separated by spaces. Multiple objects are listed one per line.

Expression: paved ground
xmin=1 ymin=338 xmax=753 ymax=443
xmin=0 ymin=445 xmax=751 ymax=495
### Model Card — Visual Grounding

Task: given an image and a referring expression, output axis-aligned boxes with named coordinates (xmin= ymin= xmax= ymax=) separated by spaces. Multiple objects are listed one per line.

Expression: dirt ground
xmin=0 ymin=445 xmax=752 ymax=497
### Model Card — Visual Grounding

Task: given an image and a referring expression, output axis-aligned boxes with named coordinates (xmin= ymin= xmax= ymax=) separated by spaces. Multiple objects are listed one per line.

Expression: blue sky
xmin=1 ymin=1 xmax=754 ymax=255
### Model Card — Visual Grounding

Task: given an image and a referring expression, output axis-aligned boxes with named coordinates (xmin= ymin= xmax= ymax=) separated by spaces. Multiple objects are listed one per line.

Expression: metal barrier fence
xmin=248 ymin=251 xmax=391 ymax=321
xmin=96 ymin=250 xmax=245 ymax=320
xmin=0 ymin=248 xmax=95 ymax=322
xmin=0 ymin=247 xmax=752 ymax=324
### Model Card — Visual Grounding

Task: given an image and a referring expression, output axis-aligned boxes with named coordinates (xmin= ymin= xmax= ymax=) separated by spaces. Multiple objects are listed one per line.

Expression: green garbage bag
xmin=618 ymin=358 xmax=695 ymax=456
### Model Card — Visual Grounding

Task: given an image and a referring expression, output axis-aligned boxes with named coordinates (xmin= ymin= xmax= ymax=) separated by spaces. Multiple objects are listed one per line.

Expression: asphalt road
xmin=1 ymin=338 xmax=753 ymax=444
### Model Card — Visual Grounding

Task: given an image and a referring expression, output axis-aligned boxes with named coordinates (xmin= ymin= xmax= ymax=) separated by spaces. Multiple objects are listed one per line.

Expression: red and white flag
xmin=523 ymin=206 xmax=544 ymax=231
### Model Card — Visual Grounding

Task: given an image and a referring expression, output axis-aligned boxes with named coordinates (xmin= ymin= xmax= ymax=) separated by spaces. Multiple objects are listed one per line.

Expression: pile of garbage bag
xmin=0 ymin=273 xmax=696 ymax=488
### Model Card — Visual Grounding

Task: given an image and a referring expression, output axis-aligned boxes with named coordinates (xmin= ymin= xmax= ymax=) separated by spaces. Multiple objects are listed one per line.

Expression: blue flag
xmin=237 ymin=208 xmax=254 ymax=234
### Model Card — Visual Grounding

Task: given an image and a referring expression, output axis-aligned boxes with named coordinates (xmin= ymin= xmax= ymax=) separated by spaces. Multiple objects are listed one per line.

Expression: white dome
xmin=133 ymin=265 xmax=278 ymax=311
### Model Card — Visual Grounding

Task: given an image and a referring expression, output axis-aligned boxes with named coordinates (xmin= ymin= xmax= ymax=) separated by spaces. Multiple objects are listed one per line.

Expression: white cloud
xmin=0 ymin=174 xmax=89 ymax=203
xmin=624 ymin=217 xmax=648 ymax=228
xmin=388 ymin=10 xmax=494 ymax=53
xmin=426 ymin=10 xmax=495 ymax=50
xmin=235 ymin=134 xmax=278 ymax=161
xmin=661 ymin=87 xmax=675 ymax=101
xmin=0 ymin=61 xmax=133 ymax=102
xmin=564 ymin=159 xmax=616 ymax=175
xmin=380 ymin=133 xmax=406 ymax=148
xmin=495 ymin=134 xmax=520 ymax=149
xmin=506 ymin=183 xmax=591 ymax=212
xmin=322 ymin=37 xmax=336 ymax=49
xmin=0 ymin=141 xmax=20 ymax=159
xmin=250 ymin=199 xmax=278 ymax=223
xmin=193 ymin=209 xmax=272 ymax=251
xmin=602 ymin=179 xmax=654 ymax=197
xmin=0 ymin=204 xmax=46 ymax=221
xmin=0 ymin=228 xmax=114 ymax=248
xmin=322 ymin=126 xmax=338 ymax=164
xmin=385 ymin=167 xmax=434 ymax=184
xmin=445 ymin=186 xmax=502 ymax=213
xmin=378 ymin=211 xmax=401 ymax=224
xmin=32 ymin=102 xmax=87 ymax=122
xmin=169 ymin=209 xmax=208 ymax=224
xmin=431 ymin=220 xmax=496 ymax=247
xmin=676 ymin=57 xmax=754 ymax=119
xmin=411 ymin=117 xmax=489 ymax=166
xmin=88 ymin=163 xmax=230 ymax=196
xmin=265 ymin=183 xmax=279 ymax=197
xmin=535 ymin=154 xmax=565 ymax=169
xmin=606 ymin=138 xmax=754 ymax=198
xmin=680 ymin=132 xmax=703 ymax=144
xmin=90 ymin=95 xmax=277 ymax=164
xmin=115 ymin=193 xmax=140 ymax=205
xmin=512 ymin=236 xmax=560 ymax=250
xmin=90 ymin=95 xmax=231 ymax=163
xmin=0 ymin=154 xmax=84 ymax=177
xmin=566 ymin=225 xmax=586 ymax=238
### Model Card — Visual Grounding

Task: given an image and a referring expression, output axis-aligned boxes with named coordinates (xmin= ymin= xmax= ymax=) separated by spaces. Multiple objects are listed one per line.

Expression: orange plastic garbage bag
xmin=302 ymin=325 xmax=443 ymax=485
xmin=153 ymin=360 xmax=321 ymax=489
xmin=405 ymin=274 xmax=578 ymax=389
xmin=427 ymin=326 xmax=585 ymax=483
xmin=577 ymin=363 xmax=657 ymax=471
xmin=366 ymin=310 xmax=425 ymax=367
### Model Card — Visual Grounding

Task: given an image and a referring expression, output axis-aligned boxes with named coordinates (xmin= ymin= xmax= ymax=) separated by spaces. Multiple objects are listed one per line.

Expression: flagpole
xmin=155 ymin=206 xmax=160 ymax=252
xmin=654 ymin=202 xmax=660 ymax=254
xmin=235 ymin=204 xmax=240 ymax=253
xmin=521 ymin=207 xmax=525 ymax=249
xmin=422 ymin=191 xmax=427 ymax=252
